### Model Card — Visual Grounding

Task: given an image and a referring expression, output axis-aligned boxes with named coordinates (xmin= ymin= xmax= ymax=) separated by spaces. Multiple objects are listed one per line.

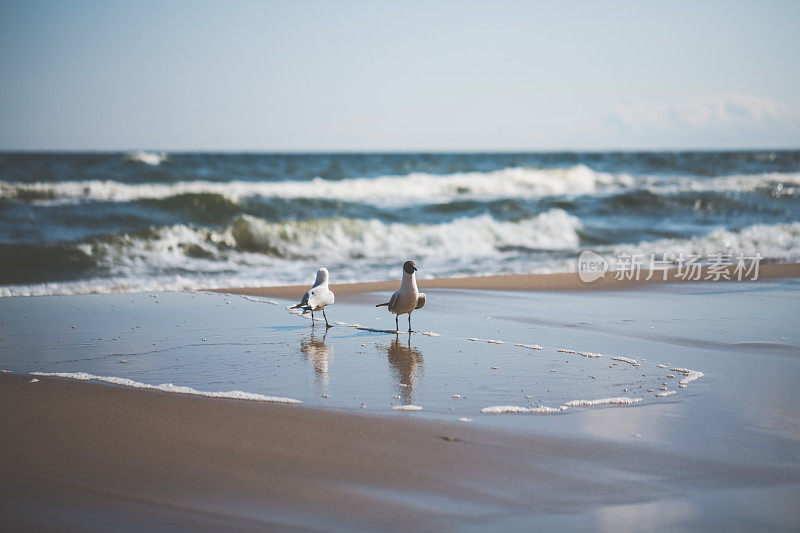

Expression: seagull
xmin=376 ymin=260 xmax=426 ymax=332
xmin=290 ymin=267 xmax=335 ymax=327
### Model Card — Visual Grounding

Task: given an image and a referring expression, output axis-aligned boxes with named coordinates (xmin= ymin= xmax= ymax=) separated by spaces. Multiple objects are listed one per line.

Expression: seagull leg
xmin=395 ymin=315 xmax=399 ymax=332
xmin=408 ymin=313 xmax=412 ymax=333
xmin=323 ymin=309 xmax=331 ymax=328
xmin=311 ymin=310 xmax=315 ymax=327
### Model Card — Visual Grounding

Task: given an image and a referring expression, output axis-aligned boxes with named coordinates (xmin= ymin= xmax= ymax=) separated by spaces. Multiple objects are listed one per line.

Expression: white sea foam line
xmin=656 ymin=390 xmax=677 ymax=397
xmin=7 ymin=168 xmax=798 ymax=205
xmin=515 ymin=343 xmax=543 ymax=350
xmin=657 ymin=364 xmax=669 ymax=369
xmin=420 ymin=331 xmax=441 ymax=337
xmin=670 ymin=368 xmax=704 ymax=385
xmin=481 ymin=405 xmax=568 ymax=414
xmin=334 ymin=321 xmax=363 ymax=328
xmin=457 ymin=417 xmax=473 ymax=422
xmin=0 ymin=165 xmax=635 ymax=204
xmin=611 ymin=356 xmax=640 ymax=367
xmin=563 ymin=397 xmax=642 ymax=407
xmin=31 ymin=372 xmax=301 ymax=404
xmin=240 ymin=295 xmax=278 ymax=305
xmin=558 ymin=348 xmax=602 ymax=358
xmin=465 ymin=337 xmax=506 ymax=344
xmin=393 ymin=405 xmax=422 ymax=411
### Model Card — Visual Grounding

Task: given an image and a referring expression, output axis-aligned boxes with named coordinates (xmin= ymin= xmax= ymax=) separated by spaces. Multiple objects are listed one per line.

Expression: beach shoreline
xmin=2 ymin=273 xmax=800 ymax=530
xmin=2 ymin=373 xmax=798 ymax=531
xmin=209 ymin=262 xmax=800 ymax=301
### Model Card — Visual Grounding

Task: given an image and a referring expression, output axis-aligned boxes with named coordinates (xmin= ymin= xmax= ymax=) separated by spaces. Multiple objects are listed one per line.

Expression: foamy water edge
xmin=31 ymin=371 xmax=301 ymax=404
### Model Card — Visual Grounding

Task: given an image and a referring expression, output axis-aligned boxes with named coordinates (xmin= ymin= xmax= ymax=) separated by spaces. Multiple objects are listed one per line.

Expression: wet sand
xmin=2 ymin=373 xmax=799 ymax=532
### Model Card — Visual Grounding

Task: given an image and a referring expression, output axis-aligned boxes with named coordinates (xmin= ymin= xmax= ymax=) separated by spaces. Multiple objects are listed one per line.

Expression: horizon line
xmin=1 ymin=146 xmax=799 ymax=155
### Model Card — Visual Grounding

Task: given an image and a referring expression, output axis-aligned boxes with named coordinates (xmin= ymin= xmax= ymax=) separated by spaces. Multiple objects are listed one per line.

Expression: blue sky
xmin=1 ymin=0 xmax=798 ymax=151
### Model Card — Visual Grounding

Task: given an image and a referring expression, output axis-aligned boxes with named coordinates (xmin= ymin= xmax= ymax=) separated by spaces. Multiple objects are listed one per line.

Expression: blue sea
xmin=1 ymin=150 xmax=798 ymax=296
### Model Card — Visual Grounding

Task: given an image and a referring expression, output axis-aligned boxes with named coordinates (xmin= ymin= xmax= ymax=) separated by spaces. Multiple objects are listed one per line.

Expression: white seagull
xmin=376 ymin=260 xmax=426 ymax=332
xmin=291 ymin=267 xmax=335 ymax=327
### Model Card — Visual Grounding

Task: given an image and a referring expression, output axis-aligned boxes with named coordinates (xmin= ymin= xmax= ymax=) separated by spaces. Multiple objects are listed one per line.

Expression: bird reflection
xmin=300 ymin=330 xmax=332 ymax=390
xmin=385 ymin=333 xmax=424 ymax=403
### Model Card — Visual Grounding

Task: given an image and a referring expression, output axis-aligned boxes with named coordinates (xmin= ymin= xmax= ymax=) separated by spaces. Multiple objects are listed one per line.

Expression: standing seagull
xmin=291 ymin=267 xmax=335 ymax=327
xmin=376 ymin=260 xmax=426 ymax=333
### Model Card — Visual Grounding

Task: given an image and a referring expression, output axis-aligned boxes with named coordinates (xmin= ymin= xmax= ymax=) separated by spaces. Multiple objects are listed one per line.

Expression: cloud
xmin=608 ymin=93 xmax=800 ymax=131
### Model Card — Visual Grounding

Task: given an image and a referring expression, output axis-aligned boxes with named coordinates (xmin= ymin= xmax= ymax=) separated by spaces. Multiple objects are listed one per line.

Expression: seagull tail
xmin=375 ymin=303 xmax=389 ymax=307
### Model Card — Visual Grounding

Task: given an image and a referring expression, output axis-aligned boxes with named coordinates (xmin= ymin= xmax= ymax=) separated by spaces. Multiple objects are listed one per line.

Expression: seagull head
xmin=314 ymin=267 xmax=329 ymax=286
xmin=403 ymin=260 xmax=417 ymax=274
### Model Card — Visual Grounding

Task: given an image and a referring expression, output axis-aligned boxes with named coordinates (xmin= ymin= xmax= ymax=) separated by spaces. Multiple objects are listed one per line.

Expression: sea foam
xmin=481 ymin=405 xmax=567 ymax=414
xmin=123 ymin=151 xmax=168 ymax=166
xmin=611 ymin=356 xmax=640 ymax=366
xmin=563 ymin=397 xmax=642 ymax=407
xmin=670 ymin=368 xmax=704 ymax=385
xmin=0 ymin=165 xmax=631 ymax=205
xmin=30 ymin=372 xmax=301 ymax=403
xmin=393 ymin=404 xmax=423 ymax=411
xmin=1 ymin=213 xmax=798 ymax=297
xmin=4 ymin=167 xmax=798 ymax=205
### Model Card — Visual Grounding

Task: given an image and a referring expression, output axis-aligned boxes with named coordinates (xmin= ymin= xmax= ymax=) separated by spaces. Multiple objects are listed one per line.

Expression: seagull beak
xmin=413 ymin=265 xmax=418 ymax=272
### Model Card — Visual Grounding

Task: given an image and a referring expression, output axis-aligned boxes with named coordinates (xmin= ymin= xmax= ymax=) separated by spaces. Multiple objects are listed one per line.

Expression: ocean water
xmin=1 ymin=150 xmax=798 ymax=296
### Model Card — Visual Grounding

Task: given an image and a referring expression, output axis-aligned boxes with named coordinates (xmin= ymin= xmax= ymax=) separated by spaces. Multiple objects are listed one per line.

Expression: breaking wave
xmin=2 ymin=167 xmax=798 ymax=207
xmin=229 ymin=209 xmax=582 ymax=259
xmin=2 ymin=215 xmax=799 ymax=297
xmin=612 ymin=221 xmax=800 ymax=261
xmin=123 ymin=151 xmax=168 ymax=166
xmin=2 ymin=152 xmax=799 ymax=297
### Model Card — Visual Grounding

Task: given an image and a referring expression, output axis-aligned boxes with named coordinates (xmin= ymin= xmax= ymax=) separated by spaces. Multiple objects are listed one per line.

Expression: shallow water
xmin=1 ymin=281 xmax=799 ymax=467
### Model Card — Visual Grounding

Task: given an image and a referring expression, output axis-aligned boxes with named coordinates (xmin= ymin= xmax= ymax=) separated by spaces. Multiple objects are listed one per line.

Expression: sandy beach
xmin=2 ymin=271 xmax=800 ymax=530
xmin=2 ymin=368 xmax=798 ymax=532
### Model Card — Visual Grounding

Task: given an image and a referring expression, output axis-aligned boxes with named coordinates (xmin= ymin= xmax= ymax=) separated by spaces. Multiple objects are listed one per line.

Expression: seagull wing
xmin=376 ymin=291 xmax=399 ymax=310
xmin=415 ymin=293 xmax=426 ymax=309
xmin=388 ymin=291 xmax=401 ymax=312
xmin=308 ymin=286 xmax=334 ymax=310
xmin=291 ymin=289 xmax=312 ymax=309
